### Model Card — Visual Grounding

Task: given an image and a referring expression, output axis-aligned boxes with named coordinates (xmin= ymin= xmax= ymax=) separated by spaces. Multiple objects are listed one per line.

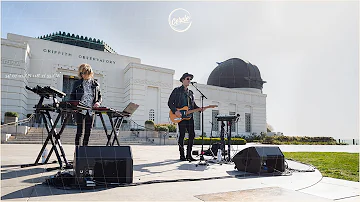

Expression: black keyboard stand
xmin=94 ymin=109 xmax=131 ymax=147
xmin=215 ymin=114 xmax=240 ymax=163
xmin=33 ymin=109 xmax=72 ymax=170
xmin=96 ymin=112 xmax=123 ymax=146
xmin=21 ymin=87 xmax=72 ymax=170
xmin=219 ymin=121 xmax=232 ymax=163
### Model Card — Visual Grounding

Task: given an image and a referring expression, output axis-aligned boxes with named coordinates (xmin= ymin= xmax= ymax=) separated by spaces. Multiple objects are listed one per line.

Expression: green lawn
xmin=283 ymin=152 xmax=359 ymax=182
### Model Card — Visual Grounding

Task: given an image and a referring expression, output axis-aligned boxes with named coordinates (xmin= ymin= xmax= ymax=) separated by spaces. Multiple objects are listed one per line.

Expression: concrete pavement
xmin=1 ymin=144 xmax=359 ymax=201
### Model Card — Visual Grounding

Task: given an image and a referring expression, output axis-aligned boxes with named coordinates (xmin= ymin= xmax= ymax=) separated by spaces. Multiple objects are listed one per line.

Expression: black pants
xmin=178 ymin=118 xmax=195 ymax=157
xmin=75 ymin=112 xmax=94 ymax=146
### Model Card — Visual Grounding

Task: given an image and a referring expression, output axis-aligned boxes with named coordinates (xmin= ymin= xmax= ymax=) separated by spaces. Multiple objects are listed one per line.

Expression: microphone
xmin=190 ymin=81 xmax=197 ymax=84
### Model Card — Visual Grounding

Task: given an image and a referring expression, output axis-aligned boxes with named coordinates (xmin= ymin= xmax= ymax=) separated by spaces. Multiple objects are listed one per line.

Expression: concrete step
xmin=18 ymin=133 xmax=113 ymax=137
xmin=25 ymin=130 xmax=133 ymax=135
xmin=13 ymin=136 xmax=136 ymax=141
xmin=2 ymin=141 xmax=152 ymax=145
xmin=12 ymin=135 xmax=140 ymax=140
xmin=6 ymin=127 xmax=155 ymax=145
xmin=26 ymin=131 xmax=107 ymax=135
xmin=5 ymin=136 xmax=154 ymax=145
xmin=26 ymin=130 xmax=133 ymax=136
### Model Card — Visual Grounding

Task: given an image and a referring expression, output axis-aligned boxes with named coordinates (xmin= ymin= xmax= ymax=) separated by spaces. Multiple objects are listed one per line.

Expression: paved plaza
xmin=1 ymin=143 xmax=359 ymax=201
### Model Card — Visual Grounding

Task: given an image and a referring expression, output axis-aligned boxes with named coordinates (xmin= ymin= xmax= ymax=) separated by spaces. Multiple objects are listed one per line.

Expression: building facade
xmin=1 ymin=32 xmax=267 ymax=136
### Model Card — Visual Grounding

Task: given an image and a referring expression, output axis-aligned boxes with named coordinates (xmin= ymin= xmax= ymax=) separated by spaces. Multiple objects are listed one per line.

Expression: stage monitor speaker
xmin=74 ymin=146 xmax=133 ymax=184
xmin=232 ymin=146 xmax=285 ymax=174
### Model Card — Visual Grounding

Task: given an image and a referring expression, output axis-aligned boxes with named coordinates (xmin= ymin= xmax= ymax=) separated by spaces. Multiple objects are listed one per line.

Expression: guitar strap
xmin=185 ymin=89 xmax=190 ymax=108
xmin=187 ymin=95 xmax=192 ymax=118
xmin=187 ymin=93 xmax=190 ymax=107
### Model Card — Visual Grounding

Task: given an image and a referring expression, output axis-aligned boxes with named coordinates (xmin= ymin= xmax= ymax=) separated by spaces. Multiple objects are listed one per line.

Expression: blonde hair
xmin=78 ymin=63 xmax=94 ymax=78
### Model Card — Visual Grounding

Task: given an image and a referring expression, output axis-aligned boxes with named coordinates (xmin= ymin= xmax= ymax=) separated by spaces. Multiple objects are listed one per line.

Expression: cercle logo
xmin=168 ymin=8 xmax=192 ymax=32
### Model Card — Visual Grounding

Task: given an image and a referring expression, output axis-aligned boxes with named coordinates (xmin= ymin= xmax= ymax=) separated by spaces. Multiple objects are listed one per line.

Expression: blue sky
xmin=1 ymin=1 xmax=359 ymax=139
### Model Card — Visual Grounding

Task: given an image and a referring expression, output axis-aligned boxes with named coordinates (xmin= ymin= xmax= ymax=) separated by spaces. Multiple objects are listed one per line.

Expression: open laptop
xmin=123 ymin=102 xmax=139 ymax=115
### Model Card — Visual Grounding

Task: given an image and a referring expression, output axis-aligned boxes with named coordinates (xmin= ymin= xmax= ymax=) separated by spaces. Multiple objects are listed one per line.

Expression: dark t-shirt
xmin=182 ymin=89 xmax=189 ymax=107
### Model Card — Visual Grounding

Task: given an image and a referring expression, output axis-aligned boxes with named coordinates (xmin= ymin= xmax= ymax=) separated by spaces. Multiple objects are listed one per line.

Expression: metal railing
xmin=0 ymin=114 xmax=37 ymax=135
xmin=1 ymin=114 xmax=36 ymax=128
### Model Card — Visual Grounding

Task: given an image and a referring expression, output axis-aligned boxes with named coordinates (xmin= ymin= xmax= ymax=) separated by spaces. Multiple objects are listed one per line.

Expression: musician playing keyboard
xmin=70 ymin=63 xmax=102 ymax=146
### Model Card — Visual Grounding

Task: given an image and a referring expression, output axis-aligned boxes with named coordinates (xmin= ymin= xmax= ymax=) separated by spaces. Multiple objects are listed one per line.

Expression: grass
xmin=283 ymin=152 xmax=359 ymax=182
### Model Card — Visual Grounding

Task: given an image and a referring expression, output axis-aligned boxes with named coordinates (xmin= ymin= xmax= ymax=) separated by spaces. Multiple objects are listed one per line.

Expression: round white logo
xmin=168 ymin=8 xmax=192 ymax=32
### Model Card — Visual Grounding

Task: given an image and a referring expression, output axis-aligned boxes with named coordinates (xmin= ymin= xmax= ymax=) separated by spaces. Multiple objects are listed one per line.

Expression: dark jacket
xmin=168 ymin=85 xmax=199 ymax=114
xmin=70 ymin=79 xmax=102 ymax=105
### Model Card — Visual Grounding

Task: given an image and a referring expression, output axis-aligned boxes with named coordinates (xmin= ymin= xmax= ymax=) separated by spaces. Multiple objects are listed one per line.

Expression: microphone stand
xmin=208 ymin=121 xmax=216 ymax=160
xmin=191 ymin=83 xmax=208 ymax=166
xmin=208 ymin=121 xmax=214 ymax=152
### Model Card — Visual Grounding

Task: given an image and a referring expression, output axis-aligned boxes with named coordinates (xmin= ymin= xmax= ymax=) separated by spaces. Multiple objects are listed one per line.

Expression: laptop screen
xmin=123 ymin=102 xmax=139 ymax=114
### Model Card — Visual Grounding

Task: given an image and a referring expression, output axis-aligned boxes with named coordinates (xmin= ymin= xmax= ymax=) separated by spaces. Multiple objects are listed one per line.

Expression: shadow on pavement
xmin=1 ymin=183 xmax=112 ymax=200
xmin=1 ymin=167 xmax=47 ymax=180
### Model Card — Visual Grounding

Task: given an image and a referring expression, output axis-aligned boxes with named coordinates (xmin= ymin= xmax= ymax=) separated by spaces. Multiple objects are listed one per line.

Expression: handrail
xmin=0 ymin=114 xmax=36 ymax=128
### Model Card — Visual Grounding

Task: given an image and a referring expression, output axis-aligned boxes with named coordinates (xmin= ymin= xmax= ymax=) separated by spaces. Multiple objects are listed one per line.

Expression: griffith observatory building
xmin=1 ymin=32 xmax=267 ymax=137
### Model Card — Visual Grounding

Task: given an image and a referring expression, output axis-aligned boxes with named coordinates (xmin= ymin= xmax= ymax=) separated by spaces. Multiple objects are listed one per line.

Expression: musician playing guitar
xmin=70 ymin=63 xmax=102 ymax=146
xmin=168 ymin=73 xmax=213 ymax=161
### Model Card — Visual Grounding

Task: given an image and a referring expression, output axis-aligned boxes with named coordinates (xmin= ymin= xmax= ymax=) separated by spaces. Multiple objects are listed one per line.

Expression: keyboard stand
xmin=21 ymin=106 xmax=72 ymax=170
xmin=22 ymin=86 xmax=71 ymax=170
xmin=107 ymin=112 xmax=123 ymax=146
xmin=96 ymin=111 xmax=123 ymax=146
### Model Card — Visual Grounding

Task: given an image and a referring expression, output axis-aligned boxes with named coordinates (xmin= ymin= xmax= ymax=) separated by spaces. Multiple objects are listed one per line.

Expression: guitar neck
xmin=187 ymin=107 xmax=209 ymax=114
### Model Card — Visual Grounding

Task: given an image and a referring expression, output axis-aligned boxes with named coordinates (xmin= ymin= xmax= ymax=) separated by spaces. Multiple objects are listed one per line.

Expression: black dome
xmin=207 ymin=58 xmax=266 ymax=89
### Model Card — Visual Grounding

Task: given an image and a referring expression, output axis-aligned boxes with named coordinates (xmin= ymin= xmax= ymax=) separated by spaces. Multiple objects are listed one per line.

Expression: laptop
xmin=123 ymin=102 xmax=139 ymax=115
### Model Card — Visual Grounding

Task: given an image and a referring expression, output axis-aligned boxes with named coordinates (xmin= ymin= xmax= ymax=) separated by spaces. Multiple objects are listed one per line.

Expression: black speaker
xmin=73 ymin=146 xmax=133 ymax=184
xmin=232 ymin=146 xmax=285 ymax=173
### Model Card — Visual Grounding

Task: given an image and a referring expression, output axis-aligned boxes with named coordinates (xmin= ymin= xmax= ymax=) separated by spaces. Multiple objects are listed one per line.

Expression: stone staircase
xmin=3 ymin=127 xmax=155 ymax=145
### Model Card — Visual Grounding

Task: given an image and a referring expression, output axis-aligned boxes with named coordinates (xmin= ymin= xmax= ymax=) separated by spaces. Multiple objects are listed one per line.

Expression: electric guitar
xmin=169 ymin=105 xmax=218 ymax=123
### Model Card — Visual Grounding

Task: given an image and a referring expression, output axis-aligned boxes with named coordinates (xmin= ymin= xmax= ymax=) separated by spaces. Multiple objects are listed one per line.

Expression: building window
xmin=149 ymin=109 xmax=155 ymax=121
xmin=229 ymin=112 xmax=236 ymax=132
xmin=212 ymin=110 xmax=219 ymax=131
xmin=245 ymin=113 xmax=251 ymax=132
xmin=193 ymin=112 xmax=200 ymax=130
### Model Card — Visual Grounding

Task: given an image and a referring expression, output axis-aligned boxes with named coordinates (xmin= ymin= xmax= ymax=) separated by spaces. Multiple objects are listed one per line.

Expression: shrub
xmin=145 ymin=120 xmax=155 ymax=125
xmin=238 ymin=133 xmax=264 ymax=142
xmin=154 ymin=124 xmax=159 ymax=131
xmin=155 ymin=123 xmax=177 ymax=132
xmin=262 ymin=136 xmax=275 ymax=144
xmin=184 ymin=137 xmax=246 ymax=145
xmin=262 ymin=136 xmax=337 ymax=145
xmin=5 ymin=112 xmax=18 ymax=117
xmin=167 ymin=124 xmax=177 ymax=132
xmin=157 ymin=126 xmax=169 ymax=132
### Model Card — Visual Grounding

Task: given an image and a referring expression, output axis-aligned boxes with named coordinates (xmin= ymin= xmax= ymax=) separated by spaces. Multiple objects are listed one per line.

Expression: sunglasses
xmin=185 ymin=77 xmax=192 ymax=81
xmin=80 ymin=71 xmax=91 ymax=75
